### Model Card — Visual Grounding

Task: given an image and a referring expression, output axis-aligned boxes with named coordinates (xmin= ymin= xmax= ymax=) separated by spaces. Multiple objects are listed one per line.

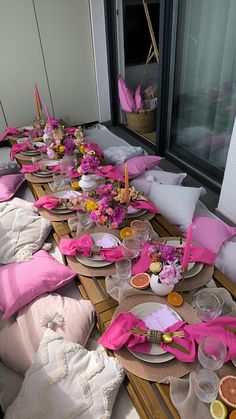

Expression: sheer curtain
xmin=173 ymin=0 xmax=236 ymax=169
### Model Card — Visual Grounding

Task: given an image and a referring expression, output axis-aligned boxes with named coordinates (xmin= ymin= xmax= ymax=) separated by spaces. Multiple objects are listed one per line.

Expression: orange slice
xmin=219 ymin=376 xmax=236 ymax=410
xmin=130 ymin=273 xmax=150 ymax=290
xmin=120 ymin=227 xmax=133 ymax=240
xmin=71 ymin=180 xmax=81 ymax=191
xmin=229 ymin=411 xmax=236 ymax=419
xmin=167 ymin=292 xmax=184 ymax=307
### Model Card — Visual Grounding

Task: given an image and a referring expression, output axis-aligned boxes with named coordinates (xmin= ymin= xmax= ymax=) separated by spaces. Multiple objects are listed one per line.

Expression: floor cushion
xmin=0 ymin=174 xmax=24 ymax=202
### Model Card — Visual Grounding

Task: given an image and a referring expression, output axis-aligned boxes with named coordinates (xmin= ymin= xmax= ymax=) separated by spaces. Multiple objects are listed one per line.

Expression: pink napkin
xmin=10 ymin=141 xmax=30 ymax=161
xmin=185 ymin=316 xmax=236 ymax=362
xmin=64 ymin=127 xmax=77 ymax=135
xmin=0 ymin=127 xmax=19 ymax=142
xmin=34 ymin=195 xmax=60 ymax=210
xmin=24 ymin=128 xmax=43 ymax=138
xmin=96 ymin=165 xmax=125 ymax=182
xmin=68 ymin=169 xmax=81 ymax=179
xmin=132 ymin=243 xmax=216 ymax=275
xmin=131 ymin=199 xmax=159 ymax=214
xmin=85 ymin=142 xmax=104 ymax=156
xmin=98 ymin=312 xmax=151 ymax=353
xmin=161 ymin=321 xmax=196 ymax=362
xmin=60 ymin=235 xmax=124 ymax=262
xmin=21 ymin=163 xmax=42 ymax=173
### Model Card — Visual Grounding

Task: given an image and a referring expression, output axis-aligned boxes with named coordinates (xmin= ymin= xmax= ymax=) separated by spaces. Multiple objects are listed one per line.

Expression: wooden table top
xmin=8 ymin=135 xmax=236 ymax=419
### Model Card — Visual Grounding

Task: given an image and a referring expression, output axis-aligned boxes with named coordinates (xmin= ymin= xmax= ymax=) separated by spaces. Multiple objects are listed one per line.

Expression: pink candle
xmin=35 ymin=84 xmax=42 ymax=110
xmin=44 ymin=104 xmax=53 ymax=132
xmin=182 ymin=222 xmax=193 ymax=271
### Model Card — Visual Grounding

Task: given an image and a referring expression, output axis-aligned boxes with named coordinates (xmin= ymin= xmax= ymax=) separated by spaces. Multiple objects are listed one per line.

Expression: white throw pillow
xmin=104 ymin=145 xmax=144 ymax=164
xmin=0 ymin=201 xmax=51 ymax=264
xmin=149 ymin=183 xmax=205 ymax=229
xmin=5 ymin=329 xmax=125 ymax=419
xmin=0 ymin=362 xmax=23 ymax=413
xmin=131 ymin=170 xmax=187 ymax=195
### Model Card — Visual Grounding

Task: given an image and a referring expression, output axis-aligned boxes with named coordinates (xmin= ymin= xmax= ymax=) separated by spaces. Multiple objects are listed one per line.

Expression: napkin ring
xmin=91 ymin=245 xmax=101 ymax=255
xmin=147 ymin=330 xmax=162 ymax=344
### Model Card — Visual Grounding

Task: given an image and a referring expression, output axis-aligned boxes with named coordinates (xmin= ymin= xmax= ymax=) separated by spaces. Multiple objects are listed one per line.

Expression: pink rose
xmin=159 ymin=265 xmax=181 ymax=285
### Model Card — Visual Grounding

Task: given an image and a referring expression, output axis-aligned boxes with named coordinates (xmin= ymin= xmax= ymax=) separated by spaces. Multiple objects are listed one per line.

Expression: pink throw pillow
xmin=117 ymin=155 xmax=163 ymax=179
xmin=134 ymin=84 xmax=144 ymax=110
xmin=192 ymin=216 xmax=236 ymax=254
xmin=0 ymin=250 xmax=76 ymax=320
xmin=117 ymin=75 xmax=135 ymax=112
xmin=0 ymin=174 xmax=24 ymax=202
xmin=0 ymin=293 xmax=95 ymax=374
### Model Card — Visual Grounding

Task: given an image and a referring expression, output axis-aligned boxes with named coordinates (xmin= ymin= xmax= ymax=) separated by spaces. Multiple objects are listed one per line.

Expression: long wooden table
xmin=9 ymin=137 xmax=236 ymax=419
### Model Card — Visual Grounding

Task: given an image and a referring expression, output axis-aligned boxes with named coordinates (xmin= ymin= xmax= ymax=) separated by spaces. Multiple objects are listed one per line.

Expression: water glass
xmin=115 ymin=257 xmax=131 ymax=281
xmin=77 ymin=211 xmax=91 ymax=231
xmin=195 ymin=292 xmax=222 ymax=322
xmin=198 ymin=336 xmax=227 ymax=371
xmin=51 ymin=172 xmax=69 ymax=192
xmin=194 ymin=369 xmax=219 ymax=403
xmin=122 ymin=237 xmax=141 ymax=259
xmin=130 ymin=220 xmax=150 ymax=244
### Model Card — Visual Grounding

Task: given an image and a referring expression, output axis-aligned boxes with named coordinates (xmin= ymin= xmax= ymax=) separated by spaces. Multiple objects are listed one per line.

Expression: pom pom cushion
xmin=104 ymin=145 xmax=144 ymax=165
xmin=0 ymin=200 xmax=51 ymax=264
xmin=149 ymin=183 xmax=204 ymax=229
xmin=0 ymin=250 xmax=77 ymax=320
xmin=0 ymin=292 xmax=95 ymax=374
xmin=5 ymin=329 xmax=124 ymax=419
xmin=131 ymin=170 xmax=187 ymax=195
xmin=117 ymin=155 xmax=163 ymax=179
xmin=0 ymin=174 xmax=24 ymax=202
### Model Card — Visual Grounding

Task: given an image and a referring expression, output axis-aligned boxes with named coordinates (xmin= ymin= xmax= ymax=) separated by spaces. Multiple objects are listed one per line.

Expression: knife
xmin=167 ymin=341 xmax=190 ymax=354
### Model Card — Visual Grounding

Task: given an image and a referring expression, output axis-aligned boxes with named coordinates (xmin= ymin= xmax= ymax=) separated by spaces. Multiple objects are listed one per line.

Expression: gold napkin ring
xmin=147 ymin=330 xmax=162 ymax=344
xmin=91 ymin=245 xmax=101 ymax=255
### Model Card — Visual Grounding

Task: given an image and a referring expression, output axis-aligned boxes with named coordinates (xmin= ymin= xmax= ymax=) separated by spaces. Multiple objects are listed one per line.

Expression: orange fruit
xmin=130 ymin=273 xmax=150 ymax=290
xmin=229 ymin=411 xmax=236 ymax=419
xmin=120 ymin=227 xmax=133 ymax=240
xmin=219 ymin=376 xmax=236 ymax=410
xmin=71 ymin=181 xmax=81 ymax=191
xmin=167 ymin=292 xmax=184 ymax=307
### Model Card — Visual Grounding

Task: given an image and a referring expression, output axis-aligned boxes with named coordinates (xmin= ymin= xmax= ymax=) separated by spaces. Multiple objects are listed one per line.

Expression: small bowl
xmin=130 ymin=273 xmax=150 ymax=290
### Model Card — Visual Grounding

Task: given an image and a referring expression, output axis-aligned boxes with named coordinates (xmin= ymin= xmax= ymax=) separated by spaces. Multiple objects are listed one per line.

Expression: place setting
xmin=34 ymin=189 xmax=82 ymax=221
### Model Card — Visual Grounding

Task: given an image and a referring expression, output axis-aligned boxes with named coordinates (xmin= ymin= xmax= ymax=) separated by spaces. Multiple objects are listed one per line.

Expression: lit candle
xmin=124 ymin=163 xmax=129 ymax=203
xmin=182 ymin=222 xmax=193 ymax=271
xmin=44 ymin=104 xmax=53 ymax=132
xmin=34 ymin=90 xmax=40 ymax=119
xmin=35 ymin=84 xmax=42 ymax=111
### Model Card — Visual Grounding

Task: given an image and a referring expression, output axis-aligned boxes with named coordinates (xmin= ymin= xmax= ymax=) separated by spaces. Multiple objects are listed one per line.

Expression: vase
xmin=79 ymin=174 xmax=98 ymax=192
xmin=150 ymin=274 xmax=174 ymax=296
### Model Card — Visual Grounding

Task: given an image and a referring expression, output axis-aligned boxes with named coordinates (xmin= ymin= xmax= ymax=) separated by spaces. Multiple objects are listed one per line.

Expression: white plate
xmin=184 ymin=262 xmax=203 ymax=279
xmin=75 ymin=255 xmax=112 ymax=268
xmin=32 ymin=142 xmax=45 ymax=147
xmin=76 ymin=232 xmax=121 ymax=267
xmin=129 ymin=302 xmax=182 ymax=355
xmin=126 ymin=209 xmax=147 ymax=219
xmin=21 ymin=150 xmax=40 ymax=156
xmin=49 ymin=207 xmax=74 ymax=214
xmin=87 ymin=232 xmax=121 ymax=261
xmin=33 ymin=171 xmax=52 ymax=178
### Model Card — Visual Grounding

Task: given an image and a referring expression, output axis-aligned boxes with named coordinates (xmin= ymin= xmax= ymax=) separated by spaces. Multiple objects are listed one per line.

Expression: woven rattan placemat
xmin=113 ymin=294 xmax=198 ymax=382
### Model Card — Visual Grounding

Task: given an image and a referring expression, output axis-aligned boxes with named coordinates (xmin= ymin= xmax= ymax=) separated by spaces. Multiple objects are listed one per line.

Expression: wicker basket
xmin=126 ymin=108 xmax=156 ymax=134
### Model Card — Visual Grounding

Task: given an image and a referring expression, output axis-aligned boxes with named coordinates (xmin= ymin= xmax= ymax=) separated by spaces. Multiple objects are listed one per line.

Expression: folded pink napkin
xmin=24 ymin=128 xmax=43 ymax=138
xmin=132 ymin=243 xmax=216 ymax=275
xmin=0 ymin=127 xmax=19 ymax=142
xmin=10 ymin=141 xmax=30 ymax=161
xmin=185 ymin=316 xmax=236 ymax=362
xmin=161 ymin=321 xmax=196 ymax=362
xmin=21 ymin=163 xmax=42 ymax=173
xmin=64 ymin=127 xmax=77 ymax=135
xmin=68 ymin=169 xmax=81 ymax=179
xmin=60 ymin=235 xmax=124 ymax=262
xmin=96 ymin=165 xmax=125 ymax=182
xmin=98 ymin=312 xmax=151 ymax=352
xmin=34 ymin=195 xmax=60 ymax=210
xmin=85 ymin=142 xmax=104 ymax=157
xmin=131 ymin=199 xmax=159 ymax=214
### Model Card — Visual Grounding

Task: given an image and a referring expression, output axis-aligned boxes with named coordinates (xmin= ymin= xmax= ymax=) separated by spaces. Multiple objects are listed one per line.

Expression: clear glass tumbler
xmin=195 ymin=292 xmax=222 ymax=322
xmin=198 ymin=336 xmax=227 ymax=371
xmin=77 ymin=211 xmax=91 ymax=230
xmin=52 ymin=172 xmax=69 ymax=192
xmin=194 ymin=369 xmax=219 ymax=403
xmin=122 ymin=237 xmax=141 ymax=259
xmin=115 ymin=257 xmax=131 ymax=281
xmin=130 ymin=220 xmax=150 ymax=244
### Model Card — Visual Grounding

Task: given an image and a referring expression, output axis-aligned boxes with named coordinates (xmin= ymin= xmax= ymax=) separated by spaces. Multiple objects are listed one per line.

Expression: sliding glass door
xmin=169 ymin=0 xmax=236 ymax=180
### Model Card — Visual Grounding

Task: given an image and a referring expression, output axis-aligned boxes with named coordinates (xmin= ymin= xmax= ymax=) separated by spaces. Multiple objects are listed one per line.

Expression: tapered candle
xmin=124 ymin=163 xmax=129 ymax=203
xmin=182 ymin=222 xmax=193 ymax=271
xmin=34 ymin=90 xmax=40 ymax=119
xmin=44 ymin=104 xmax=53 ymax=132
xmin=35 ymin=84 xmax=42 ymax=110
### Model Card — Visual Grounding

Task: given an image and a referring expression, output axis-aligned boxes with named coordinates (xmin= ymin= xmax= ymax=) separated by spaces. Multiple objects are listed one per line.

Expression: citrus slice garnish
xmin=210 ymin=400 xmax=227 ymax=419
xmin=120 ymin=227 xmax=133 ymax=240
xmin=167 ymin=292 xmax=183 ymax=307
xmin=130 ymin=273 xmax=150 ymax=290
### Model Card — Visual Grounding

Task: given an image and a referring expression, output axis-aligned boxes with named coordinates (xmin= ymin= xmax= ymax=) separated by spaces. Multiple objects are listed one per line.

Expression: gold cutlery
xmin=129 ymin=327 xmax=188 ymax=354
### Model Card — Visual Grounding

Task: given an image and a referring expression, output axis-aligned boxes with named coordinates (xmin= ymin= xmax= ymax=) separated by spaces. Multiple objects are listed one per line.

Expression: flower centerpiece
xmin=44 ymin=121 xmax=84 ymax=159
xmin=148 ymin=241 xmax=182 ymax=295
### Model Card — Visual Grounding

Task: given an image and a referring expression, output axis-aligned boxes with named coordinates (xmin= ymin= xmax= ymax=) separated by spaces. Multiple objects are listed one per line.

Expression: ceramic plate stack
xmin=49 ymin=189 xmax=81 ymax=214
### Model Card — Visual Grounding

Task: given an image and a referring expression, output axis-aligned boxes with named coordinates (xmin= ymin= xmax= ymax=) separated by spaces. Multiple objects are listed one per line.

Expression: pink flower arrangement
xmin=159 ymin=265 xmax=181 ymax=285
xmin=77 ymin=155 xmax=101 ymax=175
xmin=44 ymin=122 xmax=84 ymax=159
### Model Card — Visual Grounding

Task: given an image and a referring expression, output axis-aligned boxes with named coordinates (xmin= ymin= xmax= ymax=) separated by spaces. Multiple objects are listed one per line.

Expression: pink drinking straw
xmin=44 ymin=104 xmax=53 ymax=132
xmin=182 ymin=222 xmax=193 ymax=270
xmin=35 ymin=84 xmax=42 ymax=110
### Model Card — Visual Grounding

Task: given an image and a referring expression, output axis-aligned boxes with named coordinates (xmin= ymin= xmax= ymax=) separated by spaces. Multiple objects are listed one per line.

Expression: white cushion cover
xmin=131 ymin=170 xmax=187 ymax=195
xmin=104 ymin=145 xmax=144 ymax=164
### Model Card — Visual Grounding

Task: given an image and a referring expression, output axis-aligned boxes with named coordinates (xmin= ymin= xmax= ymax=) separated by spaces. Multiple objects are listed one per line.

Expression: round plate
xmin=126 ymin=209 xmax=147 ymax=219
xmin=33 ymin=171 xmax=53 ymax=177
xmin=128 ymin=350 xmax=174 ymax=364
xmin=75 ymin=255 xmax=112 ymax=268
xmin=129 ymin=302 xmax=181 ymax=357
xmin=76 ymin=232 xmax=121 ymax=267
xmin=21 ymin=150 xmax=40 ymax=156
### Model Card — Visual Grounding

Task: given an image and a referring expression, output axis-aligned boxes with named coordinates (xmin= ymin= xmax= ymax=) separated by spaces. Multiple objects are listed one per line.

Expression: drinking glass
xmin=198 ymin=336 xmax=227 ymax=371
xmin=194 ymin=369 xmax=219 ymax=403
xmin=115 ymin=257 xmax=131 ymax=281
xmin=130 ymin=220 xmax=150 ymax=244
xmin=51 ymin=172 xmax=69 ymax=192
xmin=195 ymin=292 xmax=222 ymax=322
xmin=77 ymin=211 xmax=91 ymax=231
xmin=122 ymin=237 xmax=141 ymax=259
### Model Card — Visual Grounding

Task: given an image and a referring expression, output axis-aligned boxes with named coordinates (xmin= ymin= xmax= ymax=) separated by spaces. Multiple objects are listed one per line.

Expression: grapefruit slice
xmin=130 ymin=273 xmax=150 ymax=290
xmin=219 ymin=376 xmax=236 ymax=410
